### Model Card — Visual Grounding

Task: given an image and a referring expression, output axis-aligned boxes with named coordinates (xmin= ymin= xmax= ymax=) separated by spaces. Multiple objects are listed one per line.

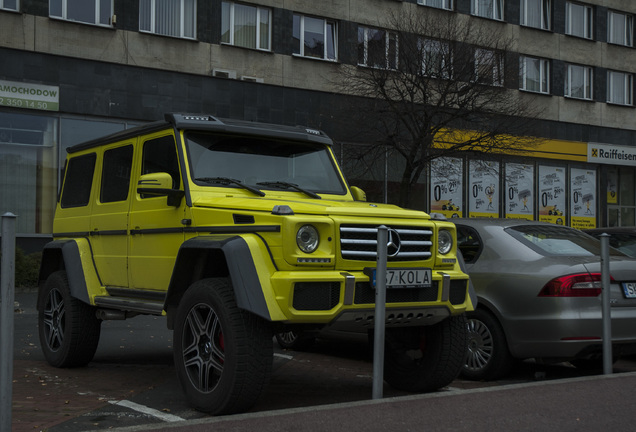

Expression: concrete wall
xmin=1 ymin=0 xmax=636 ymax=136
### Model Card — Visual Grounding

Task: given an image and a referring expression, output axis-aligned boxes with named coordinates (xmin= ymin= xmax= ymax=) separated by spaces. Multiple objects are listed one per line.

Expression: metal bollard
xmin=372 ymin=226 xmax=388 ymax=400
xmin=600 ymin=233 xmax=612 ymax=375
xmin=0 ymin=212 xmax=17 ymax=431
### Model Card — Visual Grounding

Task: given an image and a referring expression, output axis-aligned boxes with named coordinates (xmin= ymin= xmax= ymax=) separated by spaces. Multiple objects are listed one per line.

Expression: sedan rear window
xmin=506 ymin=225 xmax=624 ymax=257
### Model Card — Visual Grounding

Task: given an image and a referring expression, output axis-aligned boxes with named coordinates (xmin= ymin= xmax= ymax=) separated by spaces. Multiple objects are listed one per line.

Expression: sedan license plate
xmin=623 ymin=282 xmax=636 ymax=299
xmin=370 ymin=268 xmax=432 ymax=289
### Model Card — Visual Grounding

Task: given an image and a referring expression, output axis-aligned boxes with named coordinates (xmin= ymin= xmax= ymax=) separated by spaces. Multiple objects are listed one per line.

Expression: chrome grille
xmin=340 ymin=225 xmax=433 ymax=262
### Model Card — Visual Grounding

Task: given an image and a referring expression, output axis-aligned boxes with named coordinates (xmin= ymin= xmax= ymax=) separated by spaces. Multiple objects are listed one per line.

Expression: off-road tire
xmin=384 ymin=314 xmax=468 ymax=392
xmin=38 ymin=270 xmax=102 ymax=367
xmin=462 ymin=308 xmax=514 ymax=381
xmin=173 ymin=278 xmax=273 ymax=415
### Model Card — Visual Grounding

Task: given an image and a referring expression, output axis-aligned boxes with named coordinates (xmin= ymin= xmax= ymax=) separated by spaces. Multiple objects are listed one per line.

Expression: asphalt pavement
xmin=90 ymin=372 xmax=636 ymax=432
xmin=11 ymin=289 xmax=636 ymax=432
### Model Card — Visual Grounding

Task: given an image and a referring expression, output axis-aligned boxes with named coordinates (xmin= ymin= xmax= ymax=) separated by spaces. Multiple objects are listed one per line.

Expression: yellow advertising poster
xmin=538 ymin=165 xmax=566 ymax=225
xmin=430 ymin=157 xmax=463 ymax=218
xmin=505 ymin=163 xmax=534 ymax=220
xmin=469 ymin=160 xmax=499 ymax=218
xmin=570 ymin=168 xmax=597 ymax=229
xmin=607 ymin=170 xmax=618 ymax=204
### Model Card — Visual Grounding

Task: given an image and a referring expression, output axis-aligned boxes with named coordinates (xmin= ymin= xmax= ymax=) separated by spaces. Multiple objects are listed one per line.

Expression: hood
xmin=191 ymin=195 xmax=430 ymax=220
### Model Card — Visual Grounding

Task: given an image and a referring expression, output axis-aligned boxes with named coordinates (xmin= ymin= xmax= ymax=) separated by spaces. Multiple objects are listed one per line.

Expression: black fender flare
xmin=37 ymin=240 xmax=92 ymax=310
xmin=165 ymin=235 xmax=271 ymax=328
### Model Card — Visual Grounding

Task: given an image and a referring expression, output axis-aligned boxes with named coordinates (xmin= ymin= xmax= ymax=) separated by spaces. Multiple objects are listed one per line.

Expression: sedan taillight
xmin=538 ymin=273 xmax=603 ymax=297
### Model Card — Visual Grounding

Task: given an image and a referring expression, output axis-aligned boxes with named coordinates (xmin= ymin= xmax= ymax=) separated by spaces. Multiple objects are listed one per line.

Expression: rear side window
xmin=101 ymin=145 xmax=133 ymax=203
xmin=507 ymin=225 xmax=624 ymax=257
xmin=61 ymin=153 xmax=97 ymax=208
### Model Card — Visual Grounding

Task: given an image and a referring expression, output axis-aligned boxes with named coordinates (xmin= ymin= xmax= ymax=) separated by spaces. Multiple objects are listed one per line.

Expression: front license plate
xmin=623 ymin=282 xmax=636 ymax=298
xmin=371 ymin=268 xmax=432 ymax=289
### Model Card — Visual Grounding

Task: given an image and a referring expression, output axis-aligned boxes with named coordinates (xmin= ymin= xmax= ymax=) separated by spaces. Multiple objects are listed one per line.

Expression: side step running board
xmin=94 ymin=295 xmax=165 ymax=316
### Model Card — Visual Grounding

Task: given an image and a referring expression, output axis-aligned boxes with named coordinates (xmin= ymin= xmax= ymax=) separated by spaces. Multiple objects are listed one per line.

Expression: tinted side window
xmin=101 ymin=145 xmax=133 ymax=203
xmin=142 ymin=135 xmax=180 ymax=191
xmin=60 ymin=153 xmax=97 ymax=208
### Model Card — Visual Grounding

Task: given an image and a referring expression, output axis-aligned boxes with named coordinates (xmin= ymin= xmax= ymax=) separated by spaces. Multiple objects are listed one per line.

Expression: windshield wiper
xmin=256 ymin=181 xmax=321 ymax=199
xmin=195 ymin=177 xmax=265 ymax=197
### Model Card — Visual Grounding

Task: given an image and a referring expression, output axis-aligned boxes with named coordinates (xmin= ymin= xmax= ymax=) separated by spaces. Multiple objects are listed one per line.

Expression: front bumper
xmin=269 ymin=269 xmax=472 ymax=325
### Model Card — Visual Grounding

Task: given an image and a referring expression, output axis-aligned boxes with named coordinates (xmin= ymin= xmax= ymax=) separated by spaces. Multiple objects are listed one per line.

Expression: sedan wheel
xmin=275 ymin=329 xmax=316 ymax=350
xmin=462 ymin=308 xmax=513 ymax=381
xmin=465 ymin=317 xmax=493 ymax=372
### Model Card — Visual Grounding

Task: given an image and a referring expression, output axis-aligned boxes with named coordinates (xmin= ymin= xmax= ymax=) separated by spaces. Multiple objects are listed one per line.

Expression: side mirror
xmin=137 ymin=172 xmax=184 ymax=207
xmin=350 ymin=186 xmax=366 ymax=202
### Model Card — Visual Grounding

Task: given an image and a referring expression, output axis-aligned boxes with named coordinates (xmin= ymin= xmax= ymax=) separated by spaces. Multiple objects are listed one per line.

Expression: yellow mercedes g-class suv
xmin=38 ymin=113 xmax=474 ymax=414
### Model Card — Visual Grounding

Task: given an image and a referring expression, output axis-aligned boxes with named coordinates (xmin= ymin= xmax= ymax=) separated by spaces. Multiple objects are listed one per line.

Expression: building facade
xmin=1 ymin=0 xmax=635 ymax=249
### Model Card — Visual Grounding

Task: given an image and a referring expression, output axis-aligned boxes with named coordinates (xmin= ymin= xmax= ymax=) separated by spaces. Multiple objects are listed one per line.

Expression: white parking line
xmin=109 ymin=400 xmax=185 ymax=422
xmin=274 ymin=352 xmax=294 ymax=360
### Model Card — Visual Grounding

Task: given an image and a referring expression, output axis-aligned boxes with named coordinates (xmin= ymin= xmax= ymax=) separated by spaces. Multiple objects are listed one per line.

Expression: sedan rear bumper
xmin=505 ymin=308 xmax=636 ymax=360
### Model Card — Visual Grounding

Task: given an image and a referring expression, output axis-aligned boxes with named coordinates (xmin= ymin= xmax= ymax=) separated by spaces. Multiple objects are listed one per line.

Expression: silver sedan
xmin=455 ymin=218 xmax=636 ymax=380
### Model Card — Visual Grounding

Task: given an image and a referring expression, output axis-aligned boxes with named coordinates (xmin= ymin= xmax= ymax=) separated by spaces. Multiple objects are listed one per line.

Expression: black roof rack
xmin=67 ymin=113 xmax=332 ymax=154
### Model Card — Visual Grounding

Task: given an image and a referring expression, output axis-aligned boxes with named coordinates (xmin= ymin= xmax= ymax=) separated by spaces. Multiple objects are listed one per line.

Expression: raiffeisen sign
xmin=588 ymin=142 xmax=636 ymax=167
xmin=0 ymin=80 xmax=59 ymax=112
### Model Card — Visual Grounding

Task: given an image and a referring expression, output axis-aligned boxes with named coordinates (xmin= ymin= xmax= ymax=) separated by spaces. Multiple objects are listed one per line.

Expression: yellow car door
xmin=128 ymin=132 xmax=186 ymax=292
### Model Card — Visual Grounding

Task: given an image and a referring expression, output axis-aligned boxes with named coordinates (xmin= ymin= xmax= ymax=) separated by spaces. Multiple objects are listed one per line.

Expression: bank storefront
xmin=430 ymin=139 xmax=636 ymax=229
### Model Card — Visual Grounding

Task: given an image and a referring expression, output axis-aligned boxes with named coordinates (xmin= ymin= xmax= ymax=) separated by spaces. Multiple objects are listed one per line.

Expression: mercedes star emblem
xmin=386 ymin=229 xmax=401 ymax=257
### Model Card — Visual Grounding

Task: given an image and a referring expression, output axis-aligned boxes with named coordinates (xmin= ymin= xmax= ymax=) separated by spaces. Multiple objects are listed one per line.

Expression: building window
xmin=0 ymin=112 xmax=58 ymax=234
xmin=49 ymin=0 xmax=112 ymax=26
xmin=221 ymin=2 xmax=271 ymax=51
xmin=139 ymin=0 xmax=196 ymax=39
xmin=520 ymin=0 xmax=550 ymax=30
xmin=608 ymin=167 xmax=636 ymax=227
xmin=358 ymin=26 xmax=398 ymax=69
xmin=607 ymin=71 xmax=633 ymax=106
xmin=293 ymin=14 xmax=337 ymax=61
xmin=1 ymin=0 xmax=19 ymax=11
xmin=471 ymin=0 xmax=504 ymax=21
xmin=565 ymin=1 xmax=593 ymax=39
xmin=608 ymin=10 xmax=633 ymax=47
xmin=520 ymin=56 xmax=550 ymax=94
xmin=417 ymin=0 xmax=453 ymax=10
xmin=565 ymin=64 xmax=593 ymax=100
xmin=475 ymin=49 xmax=504 ymax=86
xmin=419 ymin=39 xmax=451 ymax=79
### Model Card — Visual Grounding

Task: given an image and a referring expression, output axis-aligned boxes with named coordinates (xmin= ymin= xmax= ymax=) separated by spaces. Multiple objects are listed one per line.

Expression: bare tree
xmin=332 ymin=8 xmax=542 ymax=208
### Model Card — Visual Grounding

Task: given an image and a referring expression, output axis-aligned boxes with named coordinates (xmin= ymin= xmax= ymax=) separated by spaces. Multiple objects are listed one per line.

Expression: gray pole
xmin=0 ymin=212 xmax=17 ymax=431
xmin=372 ymin=226 xmax=388 ymax=399
xmin=600 ymin=233 xmax=612 ymax=375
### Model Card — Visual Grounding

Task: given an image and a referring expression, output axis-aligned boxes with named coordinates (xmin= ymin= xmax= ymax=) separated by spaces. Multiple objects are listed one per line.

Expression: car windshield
xmin=185 ymin=132 xmax=346 ymax=195
xmin=506 ymin=225 xmax=625 ymax=257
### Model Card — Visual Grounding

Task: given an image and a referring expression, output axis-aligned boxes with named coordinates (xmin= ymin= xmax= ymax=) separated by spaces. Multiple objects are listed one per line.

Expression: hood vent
xmin=233 ymin=214 xmax=255 ymax=224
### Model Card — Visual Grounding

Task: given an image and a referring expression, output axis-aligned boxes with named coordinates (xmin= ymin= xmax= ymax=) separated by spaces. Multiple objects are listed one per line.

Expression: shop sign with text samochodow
xmin=0 ymin=80 xmax=59 ymax=112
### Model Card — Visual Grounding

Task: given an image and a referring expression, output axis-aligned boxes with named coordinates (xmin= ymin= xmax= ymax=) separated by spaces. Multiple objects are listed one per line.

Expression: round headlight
xmin=438 ymin=230 xmax=453 ymax=255
xmin=297 ymin=225 xmax=319 ymax=253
